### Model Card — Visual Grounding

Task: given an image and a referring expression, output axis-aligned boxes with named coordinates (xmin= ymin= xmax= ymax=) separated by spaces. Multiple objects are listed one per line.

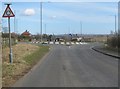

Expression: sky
xmin=1 ymin=1 xmax=119 ymax=35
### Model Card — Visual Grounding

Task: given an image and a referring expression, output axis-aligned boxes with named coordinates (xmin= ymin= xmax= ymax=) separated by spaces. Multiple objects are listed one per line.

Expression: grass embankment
xmin=103 ymin=45 xmax=118 ymax=53
xmin=2 ymin=44 xmax=49 ymax=87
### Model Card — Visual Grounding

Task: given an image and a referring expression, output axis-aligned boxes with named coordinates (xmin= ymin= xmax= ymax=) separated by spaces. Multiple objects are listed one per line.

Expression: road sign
xmin=2 ymin=4 xmax=15 ymax=18
xmin=2 ymin=4 xmax=15 ymax=63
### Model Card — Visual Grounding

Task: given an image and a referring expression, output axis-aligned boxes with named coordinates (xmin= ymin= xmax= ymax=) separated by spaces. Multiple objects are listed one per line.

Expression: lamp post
xmin=109 ymin=15 xmax=117 ymax=34
xmin=40 ymin=2 xmax=42 ymax=42
xmin=45 ymin=23 xmax=46 ymax=34
xmin=40 ymin=1 xmax=50 ymax=42
xmin=80 ymin=21 xmax=83 ymax=42
xmin=80 ymin=21 xmax=82 ymax=37
xmin=44 ymin=23 xmax=47 ymax=41
xmin=114 ymin=15 xmax=117 ymax=34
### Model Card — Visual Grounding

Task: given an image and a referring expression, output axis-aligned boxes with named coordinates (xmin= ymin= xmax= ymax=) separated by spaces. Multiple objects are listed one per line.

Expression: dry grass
xmin=2 ymin=43 xmax=49 ymax=87
xmin=2 ymin=44 xmax=39 ymax=63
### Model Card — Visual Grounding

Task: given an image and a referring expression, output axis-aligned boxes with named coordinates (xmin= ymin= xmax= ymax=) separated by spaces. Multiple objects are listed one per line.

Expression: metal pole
xmin=115 ymin=15 xmax=116 ymax=34
xmin=40 ymin=2 xmax=42 ymax=42
xmin=45 ymin=23 xmax=46 ymax=34
xmin=68 ymin=25 xmax=70 ymax=34
xmin=8 ymin=17 xmax=13 ymax=63
xmin=80 ymin=21 xmax=82 ymax=37
xmin=44 ymin=24 xmax=46 ymax=40
xmin=14 ymin=10 xmax=16 ymax=33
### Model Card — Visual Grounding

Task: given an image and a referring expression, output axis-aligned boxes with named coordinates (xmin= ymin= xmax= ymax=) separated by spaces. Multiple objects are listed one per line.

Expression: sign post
xmin=2 ymin=4 xmax=15 ymax=63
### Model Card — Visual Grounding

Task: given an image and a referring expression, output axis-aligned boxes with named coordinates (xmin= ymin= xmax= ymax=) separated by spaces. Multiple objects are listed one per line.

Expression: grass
xmin=24 ymin=46 xmax=49 ymax=65
xmin=2 ymin=44 xmax=49 ymax=87
xmin=103 ymin=46 xmax=118 ymax=53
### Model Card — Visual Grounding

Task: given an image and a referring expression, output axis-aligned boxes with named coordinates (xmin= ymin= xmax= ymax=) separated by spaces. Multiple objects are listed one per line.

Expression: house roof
xmin=21 ymin=30 xmax=31 ymax=36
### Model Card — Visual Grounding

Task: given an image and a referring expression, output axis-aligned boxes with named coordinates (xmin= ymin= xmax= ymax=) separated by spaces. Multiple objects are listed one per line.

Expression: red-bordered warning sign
xmin=2 ymin=5 xmax=15 ymax=18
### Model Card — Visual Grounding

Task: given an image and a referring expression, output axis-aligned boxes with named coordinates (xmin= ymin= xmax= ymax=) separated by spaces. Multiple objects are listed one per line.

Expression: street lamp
xmin=40 ymin=2 xmax=42 ymax=42
xmin=44 ymin=23 xmax=46 ymax=34
xmin=40 ymin=1 xmax=51 ymax=42
xmin=109 ymin=15 xmax=117 ymax=34
xmin=114 ymin=15 xmax=117 ymax=34
xmin=80 ymin=21 xmax=82 ymax=37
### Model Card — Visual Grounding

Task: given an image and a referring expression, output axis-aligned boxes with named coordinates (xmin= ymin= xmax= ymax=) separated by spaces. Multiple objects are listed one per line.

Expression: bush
xmin=107 ymin=35 xmax=119 ymax=48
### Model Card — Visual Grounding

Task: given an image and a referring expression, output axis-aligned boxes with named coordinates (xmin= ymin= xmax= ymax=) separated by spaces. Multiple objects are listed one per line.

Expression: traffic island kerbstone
xmin=92 ymin=46 xmax=120 ymax=59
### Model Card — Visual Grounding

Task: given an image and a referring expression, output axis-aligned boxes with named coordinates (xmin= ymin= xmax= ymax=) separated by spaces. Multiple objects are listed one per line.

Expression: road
xmin=13 ymin=43 xmax=118 ymax=87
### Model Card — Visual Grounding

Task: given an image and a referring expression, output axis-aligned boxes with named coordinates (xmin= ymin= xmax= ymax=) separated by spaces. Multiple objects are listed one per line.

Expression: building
xmin=19 ymin=30 xmax=31 ymax=41
xmin=21 ymin=30 xmax=31 ymax=37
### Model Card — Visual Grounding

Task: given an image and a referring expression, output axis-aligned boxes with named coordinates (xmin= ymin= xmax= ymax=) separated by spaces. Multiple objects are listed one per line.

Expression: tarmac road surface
xmin=13 ymin=43 xmax=118 ymax=87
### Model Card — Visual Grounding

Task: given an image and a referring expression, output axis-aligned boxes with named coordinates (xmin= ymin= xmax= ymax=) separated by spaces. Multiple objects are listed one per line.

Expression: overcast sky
xmin=1 ymin=1 xmax=118 ymax=35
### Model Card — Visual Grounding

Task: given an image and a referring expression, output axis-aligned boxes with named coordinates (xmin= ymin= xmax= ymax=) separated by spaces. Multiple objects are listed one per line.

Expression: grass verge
xmin=2 ymin=44 xmax=49 ymax=87
xmin=24 ymin=45 xmax=49 ymax=65
xmin=103 ymin=46 xmax=118 ymax=53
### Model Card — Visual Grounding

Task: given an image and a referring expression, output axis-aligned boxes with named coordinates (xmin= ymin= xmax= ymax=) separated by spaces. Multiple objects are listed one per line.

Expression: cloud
xmin=23 ymin=9 xmax=35 ymax=16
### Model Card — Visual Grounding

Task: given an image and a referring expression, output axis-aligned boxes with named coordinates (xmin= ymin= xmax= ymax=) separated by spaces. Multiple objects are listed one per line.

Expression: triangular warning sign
xmin=2 ymin=5 xmax=15 ymax=18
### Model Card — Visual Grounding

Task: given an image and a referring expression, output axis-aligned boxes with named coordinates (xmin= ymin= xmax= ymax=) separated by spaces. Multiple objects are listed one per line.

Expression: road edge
xmin=12 ymin=46 xmax=52 ymax=87
xmin=92 ymin=46 xmax=120 ymax=59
